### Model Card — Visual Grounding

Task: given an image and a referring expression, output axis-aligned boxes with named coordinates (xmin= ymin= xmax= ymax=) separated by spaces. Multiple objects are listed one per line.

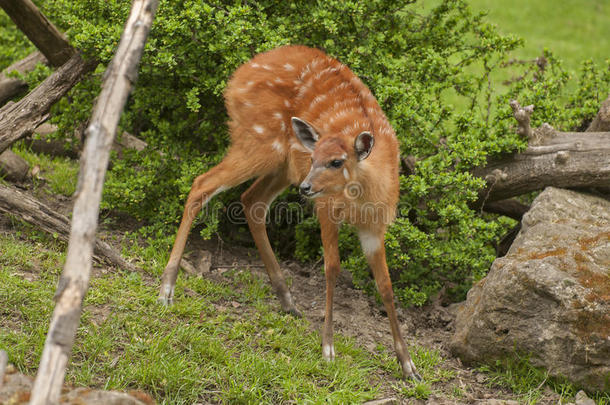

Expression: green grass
xmin=466 ymin=0 xmax=610 ymax=72
xmin=0 ymin=221 xmax=458 ymax=404
xmin=479 ymin=356 xmax=610 ymax=405
xmin=4 ymin=213 xmax=605 ymax=404
xmin=13 ymin=143 xmax=79 ymax=196
xmin=418 ymin=0 xmax=610 ymax=112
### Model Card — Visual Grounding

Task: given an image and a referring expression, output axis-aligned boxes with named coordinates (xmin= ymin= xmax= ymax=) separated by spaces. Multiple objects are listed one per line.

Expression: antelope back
xmin=224 ymin=45 xmax=400 ymax=220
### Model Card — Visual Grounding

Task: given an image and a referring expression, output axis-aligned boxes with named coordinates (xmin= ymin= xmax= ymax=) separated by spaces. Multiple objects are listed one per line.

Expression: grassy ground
xmin=0 ymin=148 xmax=452 ymax=404
xmin=0 ymin=224 xmax=443 ymax=404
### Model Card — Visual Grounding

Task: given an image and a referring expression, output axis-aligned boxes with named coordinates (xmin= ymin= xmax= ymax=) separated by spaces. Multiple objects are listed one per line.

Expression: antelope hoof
xmin=285 ymin=307 xmax=303 ymax=318
xmin=401 ymin=358 xmax=422 ymax=382
xmin=158 ymin=283 xmax=175 ymax=306
xmin=322 ymin=344 xmax=335 ymax=361
xmin=279 ymin=292 xmax=301 ymax=317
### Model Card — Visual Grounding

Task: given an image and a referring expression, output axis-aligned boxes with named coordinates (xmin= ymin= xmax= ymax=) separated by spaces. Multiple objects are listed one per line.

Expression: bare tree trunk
xmin=29 ymin=0 xmax=159 ymax=403
xmin=0 ymin=183 xmax=138 ymax=272
xmin=0 ymin=51 xmax=46 ymax=106
xmin=0 ymin=53 xmax=96 ymax=154
xmin=0 ymin=0 xmax=74 ymax=67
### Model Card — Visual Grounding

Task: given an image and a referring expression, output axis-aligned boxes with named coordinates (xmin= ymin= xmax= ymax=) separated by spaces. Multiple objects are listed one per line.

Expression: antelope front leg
xmin=158 ymin=192 xmax=199 ymax=305
xmin=319 ymin=211 xmax=340 ymax=361
xmin=358 ymin=229 xmax=421 ymax=381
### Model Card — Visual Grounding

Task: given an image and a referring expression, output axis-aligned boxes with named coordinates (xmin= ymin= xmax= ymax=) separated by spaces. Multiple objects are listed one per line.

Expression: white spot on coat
xmin=310 ymin=94 xmax=327 ymax=108
xmin=273 ymin=112 xmax=283 ymax=120
xmin=284 ymin=100 xmax=291 ymax=108
xmin=253 ymin=125 xmax=264 ymax=134
xmin=343 ymin=168 xmax=349 ymax=180
xmin=272 ymin=140 xmax=284 ymax=153
xmin=284 ymin=63 xmax=294 ymax=71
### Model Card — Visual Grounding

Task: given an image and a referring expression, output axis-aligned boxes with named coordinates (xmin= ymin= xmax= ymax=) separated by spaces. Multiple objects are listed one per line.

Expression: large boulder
xmin=450 ymin=187 xmax=610 ymax=392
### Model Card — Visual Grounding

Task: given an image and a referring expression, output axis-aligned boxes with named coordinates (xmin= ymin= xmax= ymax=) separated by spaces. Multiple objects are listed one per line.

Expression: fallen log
xmin=0 ymin=183 xmax=138 ymax=272
xmin=475 ymin=101 xmax=610 ymax=204
xmin=0 ymin=0 xmax=74 ymax=67
xmin=0 ymin=53 xmax=97 ymax=154
xmin=585 ymin=94 xmax=610 ymax=195
xmin=25 ymin=125 xmax=81 ymax=159
xmin=30 ymin=0 xmax=159 ymax=402
xmin=0 ymin=51 xmax=46 ymax=106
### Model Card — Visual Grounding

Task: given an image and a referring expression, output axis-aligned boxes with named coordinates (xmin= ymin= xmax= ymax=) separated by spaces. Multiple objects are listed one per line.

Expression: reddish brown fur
xmin=159 ymin=45 xmax=419 ymax=379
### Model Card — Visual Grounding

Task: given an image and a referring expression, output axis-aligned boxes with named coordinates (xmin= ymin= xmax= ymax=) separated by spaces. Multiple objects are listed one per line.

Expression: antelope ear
xmin=354 ymin=131 xmax=374 ymax=161
xmin=292 ymin=117 xmax=318 ymax=151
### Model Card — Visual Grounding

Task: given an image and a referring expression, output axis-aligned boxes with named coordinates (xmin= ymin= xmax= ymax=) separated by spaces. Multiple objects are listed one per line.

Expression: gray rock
xmin=574 ymin=390 xmax=596 ymax=405
xmin=363 ymin=397 xmax=399 ymax=405
xmin=450 ymin=188 xmax=610 ymax=392
xmin=0 ymin=149 xmax=29 ymax=182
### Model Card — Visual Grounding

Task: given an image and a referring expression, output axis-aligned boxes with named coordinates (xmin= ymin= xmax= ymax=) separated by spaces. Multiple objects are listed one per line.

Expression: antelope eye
xmin=329 ymin=159 xmax=344 ymax=169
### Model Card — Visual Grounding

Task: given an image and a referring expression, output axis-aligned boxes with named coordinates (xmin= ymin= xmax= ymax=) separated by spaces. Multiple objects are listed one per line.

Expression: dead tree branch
xmin=509 ymin=100 xmax=534 ymax=142
xmin=586 ymin=93 xmax=610 ymax=132
xmin=0 ymin=183 xmax=138 ymax=272
xmin=29 ymin=0 xmax=159 ymax=402
xmin=0 ymin=0 xmax=74 ymax=67
xmin=0 ymin=53 xmax=96 ymax=154
xmin=0 ymin=51 xmax=46 ymax=106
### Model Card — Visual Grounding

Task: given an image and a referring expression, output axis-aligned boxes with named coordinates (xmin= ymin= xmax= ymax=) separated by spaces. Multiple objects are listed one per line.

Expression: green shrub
xmin=3 ymin=0 xmax=609 ymax=305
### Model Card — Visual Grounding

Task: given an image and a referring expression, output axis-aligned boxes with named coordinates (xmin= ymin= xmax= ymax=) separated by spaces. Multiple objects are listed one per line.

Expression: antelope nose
xmin=299 ymin=182 xmax=312 ymax=196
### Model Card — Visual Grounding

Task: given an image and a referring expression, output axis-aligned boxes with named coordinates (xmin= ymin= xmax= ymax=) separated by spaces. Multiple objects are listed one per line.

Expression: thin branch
xmin=29 ymin=1 xmax=159 ymax=402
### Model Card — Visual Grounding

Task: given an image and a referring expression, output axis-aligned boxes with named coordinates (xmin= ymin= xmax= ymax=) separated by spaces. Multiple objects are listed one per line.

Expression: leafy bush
xmin=4 ymin=0 xmax=609 ymax=305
